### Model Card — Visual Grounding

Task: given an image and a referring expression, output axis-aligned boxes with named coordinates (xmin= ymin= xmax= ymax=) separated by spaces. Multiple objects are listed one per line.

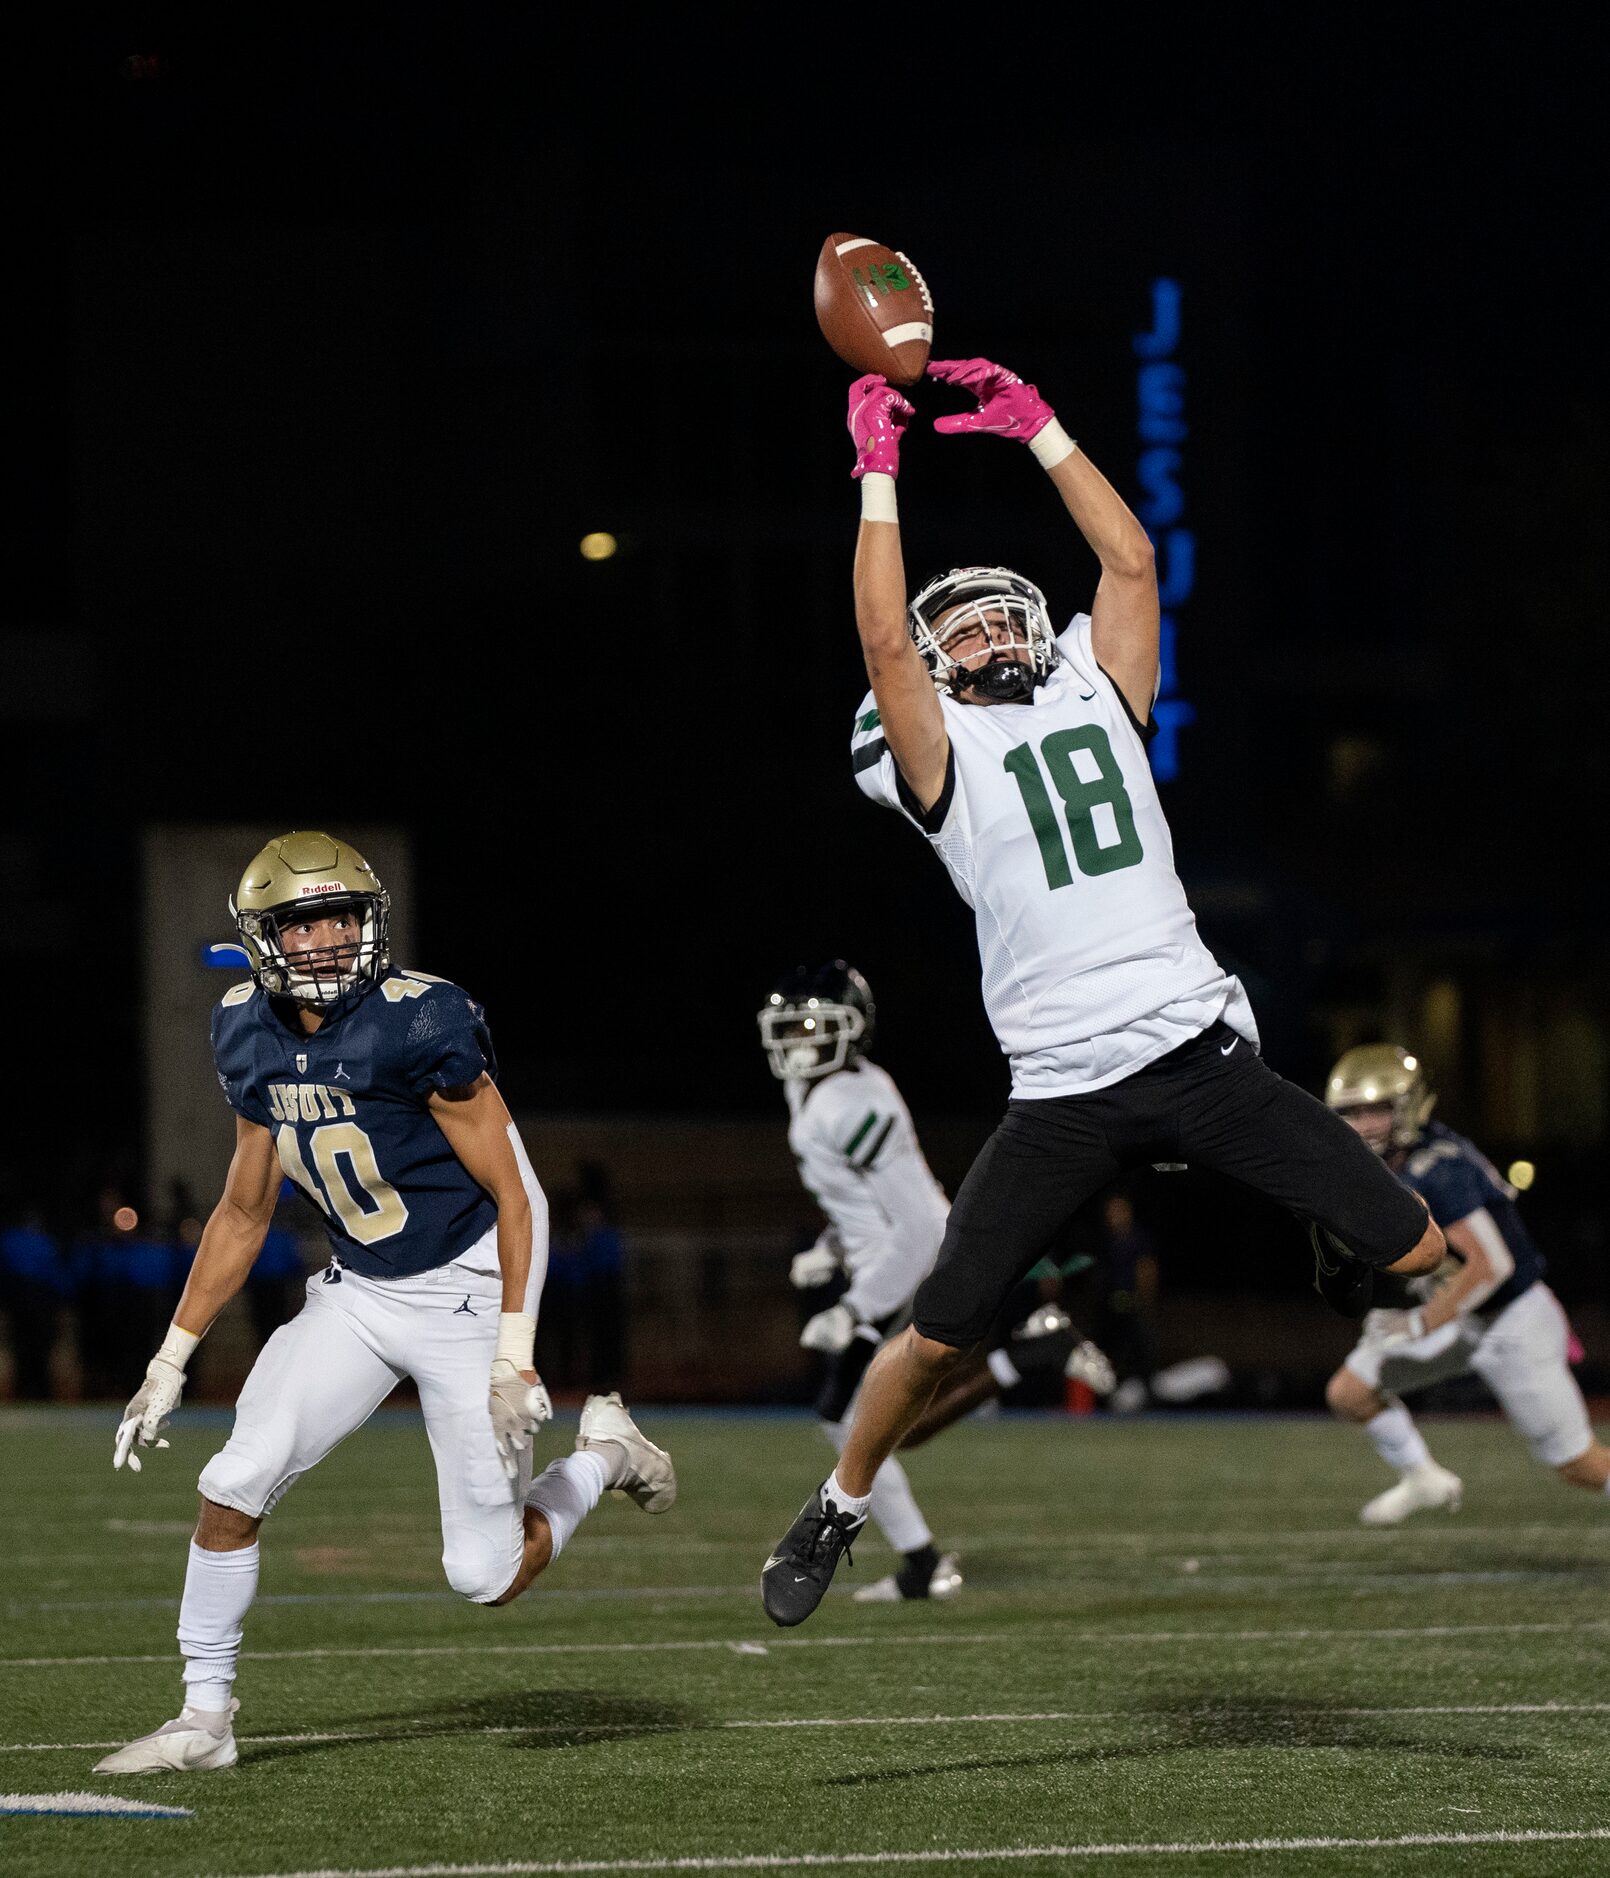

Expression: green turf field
xmin=4 ymin=1405 xmax=1610 ymax=1877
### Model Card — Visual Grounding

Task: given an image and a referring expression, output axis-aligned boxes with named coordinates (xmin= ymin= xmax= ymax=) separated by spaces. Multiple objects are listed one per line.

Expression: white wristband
xmin=156 ymin=1323 xmax=200 ymax=1372
xmin=496 ymin=1311 xmax=536 ymax=1370
xmin=1029 ymin=418 xmax=1077 ymax=470
xmin=859 ymin=472 xmax=898 ymax=523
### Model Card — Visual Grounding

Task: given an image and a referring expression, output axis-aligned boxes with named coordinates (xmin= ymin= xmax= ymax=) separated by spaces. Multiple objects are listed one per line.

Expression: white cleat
xmin=93 ymin=1699 xmax=239 ymax=1774
xmin=577 ymin=1392 xmax=676 ymax=1513
xmin=853 ymin=1552 xmax=964 ymax=1604
xmin=1360 ymin=1462 xmax=1464 ymax=1527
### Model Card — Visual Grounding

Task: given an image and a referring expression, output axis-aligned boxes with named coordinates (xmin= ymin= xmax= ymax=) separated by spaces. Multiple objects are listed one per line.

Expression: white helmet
xmin=907 ymin=565 xmax=1060 ymax=701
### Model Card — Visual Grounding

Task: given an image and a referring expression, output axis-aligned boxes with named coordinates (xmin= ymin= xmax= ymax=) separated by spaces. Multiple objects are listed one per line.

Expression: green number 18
xmin=1003 ymin=725 xmax=1145 ymax=888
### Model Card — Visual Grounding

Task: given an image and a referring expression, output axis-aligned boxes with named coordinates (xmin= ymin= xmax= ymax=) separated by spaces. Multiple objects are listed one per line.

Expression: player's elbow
xmin=1103 ymin=534 xmax=1155 ymax=583
xmin=1385 ymin=1217 xmax=1445 ymax=1279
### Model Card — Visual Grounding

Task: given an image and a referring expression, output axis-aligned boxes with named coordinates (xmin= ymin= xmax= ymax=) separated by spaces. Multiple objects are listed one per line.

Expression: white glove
xmin=1064 ymin=1339 xmax=1117 ymax=1395
xmin=113 ymin=1356 xmax=187 ymax=1472
xmin=1363 ymin=1305 xmax=1428 ymax=1349
xmin=790 ymin=1236 xmax=841 ymax=1289
xmin=800 ymin=1301 xmax=860 ymax=1354
xmin=489 ymin=1358 xmax=553 ymax=1479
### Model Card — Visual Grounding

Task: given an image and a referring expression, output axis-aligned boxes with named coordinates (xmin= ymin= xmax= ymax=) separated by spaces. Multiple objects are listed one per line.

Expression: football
xmin=813 ymin=233 xmax=934 ymax=386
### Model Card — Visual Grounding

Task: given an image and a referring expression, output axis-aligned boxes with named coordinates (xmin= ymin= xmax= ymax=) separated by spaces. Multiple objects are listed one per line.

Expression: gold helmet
xmin=1324 ymin=1043 xmax=1436 ymax=1149
xmin=229 ymin=831 xmax=390 ymax=1008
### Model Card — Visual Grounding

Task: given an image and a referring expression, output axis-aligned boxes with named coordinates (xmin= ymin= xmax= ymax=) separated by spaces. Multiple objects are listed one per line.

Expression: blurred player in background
xmin=762 ymin=358 xmax=1444 ymax=1626
xmin=96 ymin=832 xmax=674 ymax=1774
xmin=1323 ymin=1045 xmax=1610 ymax=1524
xmin=763 ymin=962 xmax=1116 ymax=1599
xmin=761 ymin=960 xmax=960 ymax=1602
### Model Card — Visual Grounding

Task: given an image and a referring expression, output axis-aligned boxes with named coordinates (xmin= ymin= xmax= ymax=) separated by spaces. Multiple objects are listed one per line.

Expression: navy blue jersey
xmin=211 ymin=970 xmax=500 ymax=1278
xmin=1399 ymin=1121 xmax=1544 ymax=1316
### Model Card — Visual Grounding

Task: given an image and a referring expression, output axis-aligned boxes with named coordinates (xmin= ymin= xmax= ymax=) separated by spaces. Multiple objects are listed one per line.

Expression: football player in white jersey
xmin=761 ymin=359 xmax=1445 ymax=1626
xmin=760 ymin=960 xmax=961 ymax=1602
xmin=94 ymin=833 xmax=675 ymax=1774
xmin=1323 ymin=1045 xmax=1610 ymax=1525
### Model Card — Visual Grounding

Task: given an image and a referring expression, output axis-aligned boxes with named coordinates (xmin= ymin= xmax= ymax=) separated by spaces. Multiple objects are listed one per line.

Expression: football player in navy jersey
xmin=95 ymin=832 xmax=674 ymax=1775
xmin=1323 ymin=1045 xmax=1610 ymax=1525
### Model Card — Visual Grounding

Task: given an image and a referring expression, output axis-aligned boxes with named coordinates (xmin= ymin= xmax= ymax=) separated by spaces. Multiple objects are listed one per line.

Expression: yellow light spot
xmin=1508 ymin=1159 xmax=1536 ymax=1191
xmin=113 ymin=1206 xmax=139 ymax=1233
xmin=579 ymin=532 xmax=618 ymax=562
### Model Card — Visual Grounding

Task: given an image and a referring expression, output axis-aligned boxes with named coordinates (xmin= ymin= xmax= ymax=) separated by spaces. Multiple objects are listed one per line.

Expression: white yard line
xmin=9 ymin=1701 xmax=1610 ymax=1756
xmin=204 ymin=1827 xmax=1610 ymax=1876
xmin=13 ymin=1563 xmax=1607 ymax=1616
xmin=6 ymin=1615 xmax=1606 ymax=1670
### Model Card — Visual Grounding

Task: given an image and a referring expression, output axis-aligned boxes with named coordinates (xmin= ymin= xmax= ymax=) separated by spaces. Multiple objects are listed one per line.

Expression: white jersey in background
xmin=786 ymin=1059 xmax=949 ymax=1323
xmin=852 ymin=614 xmax=1257 ymax=1098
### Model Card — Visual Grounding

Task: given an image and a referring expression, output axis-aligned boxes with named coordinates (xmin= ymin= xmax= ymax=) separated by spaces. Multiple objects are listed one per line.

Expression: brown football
xmin=813 ymin=233 xmax=934 ymax=386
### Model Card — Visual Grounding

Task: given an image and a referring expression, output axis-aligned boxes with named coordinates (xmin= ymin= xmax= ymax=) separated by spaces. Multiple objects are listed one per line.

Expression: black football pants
xmin=912 ymin=1022 xmax=1428 ymax=1349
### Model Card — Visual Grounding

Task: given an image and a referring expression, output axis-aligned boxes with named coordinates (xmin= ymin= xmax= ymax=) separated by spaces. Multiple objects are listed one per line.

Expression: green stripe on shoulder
xmin=855 ymin=708 xmax=881 ymax=733
xmin=840 ymin=1110 xmax=880 ymax=1157
xmin=855 ymin=1114 xmax=897 ymax=1169
xmin=852 ymin=735 xmax=889 ymax=774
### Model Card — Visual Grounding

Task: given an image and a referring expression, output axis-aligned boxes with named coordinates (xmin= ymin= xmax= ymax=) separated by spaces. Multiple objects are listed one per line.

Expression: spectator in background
xmin=1 ymin=1207 xmax=70 ymax=1399
xmin=1094 ymin=1189 xmax=1159 ymax=1414
xmin=246 ymin=1186 xmax=309 ymax=1349
xmin=73 ymin=1186 xmax=181 ymax=1398
xmin=537 ymin=1185 xmax=583 ymax=1394
xmin=536 ymin=1165 xmax=626 ymax=1397
xmin=573 ymin=1162 xmax=625 ymax=1393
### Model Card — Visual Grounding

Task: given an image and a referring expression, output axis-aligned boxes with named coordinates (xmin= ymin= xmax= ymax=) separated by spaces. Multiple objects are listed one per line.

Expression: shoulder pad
xmin=219 ymin=980 xmax=255 ymax=1009
xmin=379 ymin=971 xmax=454 ymax=1003
xmin=1405 ymin=1137 xmax=1461 ymax=1180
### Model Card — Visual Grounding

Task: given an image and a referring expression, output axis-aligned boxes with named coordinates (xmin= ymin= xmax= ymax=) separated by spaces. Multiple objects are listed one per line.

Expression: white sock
xmin=177 ymin=1539 xmax=259 ymax=1715
xmin=867 ymin=1457 xmax=932 ymax=1553
xmin=822 ymin=1420 xmax=930 ymax=1552
xmin=525 ymin=1451 xmax=608 ymax=1560
xmin=823 ymin=1467 xmax=872 ymax=1518
xmin=1601 ymin=1474 xmax=1610 ymax=1498
xmin=1366 ymin=1403 xmax=1432 ymax=1474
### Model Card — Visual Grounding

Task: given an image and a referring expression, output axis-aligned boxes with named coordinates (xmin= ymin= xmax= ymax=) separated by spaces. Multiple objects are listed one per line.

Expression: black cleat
xmin=761 ymin=1481 xmax=867 ymax=1627
xmin=1311 ymin=1222 xmax=1374 ymax=1319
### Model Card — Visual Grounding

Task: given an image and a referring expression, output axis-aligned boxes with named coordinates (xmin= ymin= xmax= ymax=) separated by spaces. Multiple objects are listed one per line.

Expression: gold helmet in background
xmin=229 ymin=831 xmax=391 ymax=1007
xmin=1324 ymin=1043 xmax=1436 ymax=1149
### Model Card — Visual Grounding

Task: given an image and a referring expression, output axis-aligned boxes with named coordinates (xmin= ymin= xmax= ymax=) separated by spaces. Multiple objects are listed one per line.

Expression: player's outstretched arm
xmin=113 ymin=1116 xmax=280 ymax=1472
xmin=1368 ymin=1209 xmax=1515 ymax=1345
xmin=927 ymin=358 xmax=1159 ymax=726
xmin=847 ymin=374 xmax=949 ymax=813
xmin=430 ymin=1074 xmax=553 ymax=1476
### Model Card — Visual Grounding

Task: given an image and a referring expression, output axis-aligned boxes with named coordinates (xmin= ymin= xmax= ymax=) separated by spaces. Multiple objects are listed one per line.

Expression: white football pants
xmin=198 ymin=1230 xmax=527 ymax=1603
xmin=1343 ymin=1281 xmax=1593 ymax=1467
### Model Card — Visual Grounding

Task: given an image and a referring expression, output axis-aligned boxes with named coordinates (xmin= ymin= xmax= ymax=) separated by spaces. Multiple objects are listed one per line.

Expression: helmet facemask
xmin=757 ymin=998 xmax=868 ymax=1082
xmin=233 ymin=891 xmax=390 ymax=1011
xmin=908 ymin=567 xmax=1059 ymax=701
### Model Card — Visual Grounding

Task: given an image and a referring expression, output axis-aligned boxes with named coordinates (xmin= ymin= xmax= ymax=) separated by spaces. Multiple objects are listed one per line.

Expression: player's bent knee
xmin=907 ymin=1328 xmax=971 ymax=1377
xmin=443 ymin=1528 xmax=524 ymax=1606
xmin=1325 ymin=1370 xmax=1372 ymax=1420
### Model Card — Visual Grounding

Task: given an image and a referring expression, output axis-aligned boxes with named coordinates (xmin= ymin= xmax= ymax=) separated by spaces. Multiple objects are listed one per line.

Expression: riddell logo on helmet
xmin=302 ymin=882 xmax=349 ymax=895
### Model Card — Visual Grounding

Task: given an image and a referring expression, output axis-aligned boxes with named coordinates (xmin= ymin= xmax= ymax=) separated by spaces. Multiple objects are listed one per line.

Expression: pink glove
xmin=928 ymin=357 xmax=1055 ymax=442
xmin=847 ymin=373 xmax=916 ymax=480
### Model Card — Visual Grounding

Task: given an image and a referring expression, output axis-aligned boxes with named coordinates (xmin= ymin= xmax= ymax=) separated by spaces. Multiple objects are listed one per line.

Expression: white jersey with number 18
xmin=851 ymin=614 xmax=1258 ymax=1098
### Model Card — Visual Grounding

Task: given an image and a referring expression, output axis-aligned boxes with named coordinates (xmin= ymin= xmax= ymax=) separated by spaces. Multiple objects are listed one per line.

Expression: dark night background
xmin=7 ymin=18 xmax=1606 ymax=1292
